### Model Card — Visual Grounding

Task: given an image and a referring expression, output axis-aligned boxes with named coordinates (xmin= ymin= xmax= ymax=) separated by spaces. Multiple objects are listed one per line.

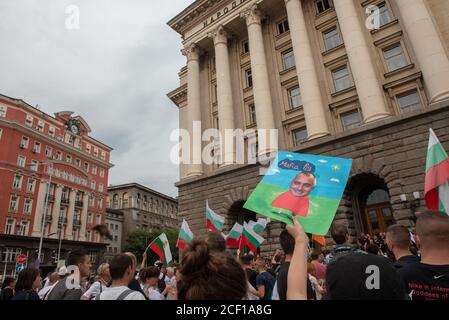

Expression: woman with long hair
xmin=11 ymin=267 xmax=41 ymax=301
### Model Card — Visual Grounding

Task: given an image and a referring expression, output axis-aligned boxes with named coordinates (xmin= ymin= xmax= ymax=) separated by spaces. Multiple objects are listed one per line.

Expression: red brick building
xmin=0 ymin=93 xmax=113 ymax=276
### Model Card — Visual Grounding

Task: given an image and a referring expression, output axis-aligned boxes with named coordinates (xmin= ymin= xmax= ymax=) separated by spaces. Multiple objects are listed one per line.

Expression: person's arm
xmin=140 ymin=252 xmax=147 ymax=270
xmin=255 ymin=285 xmax=265 ymax=299
xmin=286 ymin=217 xmax=309 ymax=300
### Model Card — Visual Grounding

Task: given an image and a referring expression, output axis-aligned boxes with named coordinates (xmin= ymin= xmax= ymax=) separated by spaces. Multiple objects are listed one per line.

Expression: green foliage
xmin=123 ymin=228 xmax=179 ymax=266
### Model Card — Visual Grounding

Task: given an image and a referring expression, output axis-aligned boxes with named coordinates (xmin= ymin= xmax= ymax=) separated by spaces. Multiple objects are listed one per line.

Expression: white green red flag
xmin=177 ymin=219 xmax=194 ymax=251
xmin=225 ymin=222 xmax=243 ymax=248
xmin=148 ymin=233 xmax=172 ymax=266
xmin=425 ymin=129 xmax=449 ymax=214
xmin=248 ymin=218 xmax=270 ymax=235
xmin=206 ymin=201 xmax=225 ymax=234
xmin=242 ymin=222 xmax=264 ymax=253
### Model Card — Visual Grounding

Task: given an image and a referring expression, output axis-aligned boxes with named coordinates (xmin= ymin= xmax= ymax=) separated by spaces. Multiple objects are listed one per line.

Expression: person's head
xmin=326 ymin=253 xmax=407 ymax=300
xmin=178 ymin=239 xmax=247 ymax=300
xmin=48 ymin=272 xmax=59 ymax=285
xmin=289 ymin=172 xmax=316 ymax=197
xmin=240 ymin=254 xmax=255 ymax=268
xmin=97 ymin=263 xmax=111 ymax=281
xmin=311 ymin=252 xmax=320 ymax=261
xmin=331 ymin=224 xmax=349 ymax=245
xmin=1 ymin=276 xmax=15 ymax=290
xmin=280 ymin=229 xmax=295 ymax=256
xmin=67 ymin=249 xmax=91 ymax=278
xmin=366 ymin=243 xmax=380 ymax=255
xmin=140 ymin=266 xmax=160 ymax=287
xmin=166 ymin=267 xmax=175 ymax=278
xmin=15 ymin=267 xmax=41 ymax=292
xmin=124 ymin=252 xmax=137 ymax=273
xmin=415 ymin=211 xmax=449 ymax=252
xmin=206 ymin=232 xmax=226 ymax=252
xmin=255 ymin=258 xmax=267 ymax=272
xmin=307 ymin=261 xmax=315 ymax=275
xmin=385 ymin=224 xmax=412 ymax=256
xmin=109 ymin=254 xmax=134 ymax=283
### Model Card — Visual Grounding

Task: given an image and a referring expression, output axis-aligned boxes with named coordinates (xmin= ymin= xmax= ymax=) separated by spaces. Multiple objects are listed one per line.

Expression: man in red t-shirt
xmin=271 ymin=172 xmax=316 ymax=217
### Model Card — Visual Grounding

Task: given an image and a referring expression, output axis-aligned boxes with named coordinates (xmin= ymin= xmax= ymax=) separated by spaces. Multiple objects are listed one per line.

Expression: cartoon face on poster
xmin=244 ymin=151 xmax=353 ymax=235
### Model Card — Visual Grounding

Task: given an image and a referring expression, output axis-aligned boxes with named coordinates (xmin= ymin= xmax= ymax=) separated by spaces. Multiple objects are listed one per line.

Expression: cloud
xmin=0 ymin=0 xmax=196 ymax=197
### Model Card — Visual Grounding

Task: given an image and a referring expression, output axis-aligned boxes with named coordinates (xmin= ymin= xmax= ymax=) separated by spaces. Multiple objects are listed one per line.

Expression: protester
xmin=177 ymin=239 xmax=247 ymax=300
xmin=81 ymin=263 xmax=111 ymax=300
xmin=307 ymin=261 xmax=325 ymax=300
xmin=140 ymin=266 xmax=166 ymax=300
xmin=268 ymin=249 xmax=282 ymax=277
xmin=0 ymin=277 xmax=15 ymax=301
xmin=96 ymin=254 xmax=146 ymax=300
xmin=253 ymin=258 xmax=276 ymax=300
xmin=47 ymin=249 xmax=92 ymax=300
xmin=11 ymin=267 xmax=41 ymax=301
xmin=366 ymin=243 xmax=380 ymax=255
xmin=206 ymin=232 xmax=226 ymax=252
xmin=240 ymin=253 xmax=258 ymax=289
xmin=310 ymin=252 xmax=326 ymax=287
xmin=125 ymin=252 xmax=147 ymax=298
xmin=386 ymin=224 xmax=420 ymax=269
xmin=164 ymin=267 xmax=176 ymax=300
xmin=324 ymin=224 xmax=365 ymax=264
xmin=398 ymin=211 xmax=449 ymax=300
xmin=38 ymin=272 xmax=58 ymax=300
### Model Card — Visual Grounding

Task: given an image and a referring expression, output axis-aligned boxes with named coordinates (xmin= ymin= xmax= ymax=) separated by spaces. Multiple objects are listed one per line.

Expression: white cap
xmin=58 ymin=266 xmax=68 ymax=276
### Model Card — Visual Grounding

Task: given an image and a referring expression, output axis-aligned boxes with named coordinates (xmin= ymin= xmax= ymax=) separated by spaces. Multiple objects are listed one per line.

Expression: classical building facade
xmin=0 ymin=93 xmax=113 ymax=275
xmin=107 ymin=183 xmax=179 ymax=249
xmin=168 ymin=0 xmax=449 ymax=253
xmin=104 ymin=208 xmax=124 ymax=260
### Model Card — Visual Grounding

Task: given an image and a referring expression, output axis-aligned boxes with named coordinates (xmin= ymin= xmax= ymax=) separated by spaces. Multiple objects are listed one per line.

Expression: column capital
xmin=240 ymin=4 xmax=265 ymax=27
xmin=208 ymin=25 xmax=232 ymax=46
xmin=182 ymin=43 xmax=202 ymax=62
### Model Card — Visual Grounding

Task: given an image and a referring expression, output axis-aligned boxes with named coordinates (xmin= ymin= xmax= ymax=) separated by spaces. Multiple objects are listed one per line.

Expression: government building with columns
xmin=167 ymin=0 xmax=449 ymax=254
xmin=0 ymin=93 xmax=113 ymax=276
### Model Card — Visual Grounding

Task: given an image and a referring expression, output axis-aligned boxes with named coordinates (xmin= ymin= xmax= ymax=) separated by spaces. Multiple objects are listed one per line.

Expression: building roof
xmin=167 ymin=0 xmax=220 ymax=35
xmin=108 ymin=182 xmax=178 ymax=203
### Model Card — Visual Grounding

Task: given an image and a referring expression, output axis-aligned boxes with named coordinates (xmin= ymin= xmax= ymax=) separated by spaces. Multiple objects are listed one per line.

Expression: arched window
xmin=123 ymin=193 xmax=129 ymax=208
xmin=113 ymin=194 xmax=119 ymax=209
xmin=143 ymin=195 xmax=148 ymax=210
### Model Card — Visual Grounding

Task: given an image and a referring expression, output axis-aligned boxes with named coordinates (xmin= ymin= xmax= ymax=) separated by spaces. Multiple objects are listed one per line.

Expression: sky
xmin=0 ymin=0 xmax=196 ymax=197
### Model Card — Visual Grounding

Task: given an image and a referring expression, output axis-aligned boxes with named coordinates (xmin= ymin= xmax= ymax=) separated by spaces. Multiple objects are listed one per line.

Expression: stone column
xmin=241 ymin=5 xmax=276 ymax=154
xmin=182 ymin=44 xmax=204 ymax=177
xmin=49 ymin=185 xmax=63 ymax=238
xmin=31 ymin=181 xmax=48 ymax=237
xmin=396 ymin=0 xmax=449 ymax=103
xmin=209 ymin=25 xmax=236 ymax=165
xmin=79 ymin=193 xmax=89 ymax=242
xmin=65 ymin=189 xmax=76 ymax=240
xmin=333 ymin=0 xmax=390 ymax=122
xmin=284 ymin=0 xmax=330 ymax=140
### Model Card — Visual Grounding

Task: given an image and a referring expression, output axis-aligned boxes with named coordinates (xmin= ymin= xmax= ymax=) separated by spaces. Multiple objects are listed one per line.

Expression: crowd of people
xmin=0 ymin=210 xmax=448 ymax=300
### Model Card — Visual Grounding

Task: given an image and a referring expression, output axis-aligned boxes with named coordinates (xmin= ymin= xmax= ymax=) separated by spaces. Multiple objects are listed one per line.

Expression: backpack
xmin=95 ymin=289 xmax=134 ymax=301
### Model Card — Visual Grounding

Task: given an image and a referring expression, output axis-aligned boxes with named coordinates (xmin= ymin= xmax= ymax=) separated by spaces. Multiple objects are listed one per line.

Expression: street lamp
xmin=48 ymin=230 xmax=65 ymax=269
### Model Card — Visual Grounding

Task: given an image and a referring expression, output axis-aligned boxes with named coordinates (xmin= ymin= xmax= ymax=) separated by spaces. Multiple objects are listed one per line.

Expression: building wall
xmin=105 ymin=210 xmax=124 ymax=258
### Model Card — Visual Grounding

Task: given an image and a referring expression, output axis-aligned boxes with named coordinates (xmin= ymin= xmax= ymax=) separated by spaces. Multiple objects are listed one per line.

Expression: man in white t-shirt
xmin=96 ymin=254 xmax=145 ymax=300
xmin=81 ymin=263 xmax=111 ymax=300
xmin=164 ymin=267 xmax=176 ymax=300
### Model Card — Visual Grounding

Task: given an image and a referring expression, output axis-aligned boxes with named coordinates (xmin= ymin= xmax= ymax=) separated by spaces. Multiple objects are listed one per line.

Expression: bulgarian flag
xmin=249 ymin=218 xmax=270 ymax=235
xmin=425 ymin=129 xmax=449 ymax=214
xmin=206 ymin=201 xmax=225 ymax=234
xmin=177 ymin=219 xmax=194 ymax=251
xmin=148 ymin=233 xmax=172 ymax=266
xmin=242 ymin=222 xmax=264 ymax=253
xmin=225 ymin=222 xmax=243 ymax=248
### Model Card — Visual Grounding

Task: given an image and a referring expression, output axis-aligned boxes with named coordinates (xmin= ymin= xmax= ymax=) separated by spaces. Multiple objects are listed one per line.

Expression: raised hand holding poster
xmin=244 ymin=151 xmax=352 ymax=235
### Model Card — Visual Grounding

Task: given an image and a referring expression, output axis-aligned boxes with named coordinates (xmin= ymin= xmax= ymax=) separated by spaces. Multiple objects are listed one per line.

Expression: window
xmin=113 ymin=247 xmax=118 ymax=254
xmin=45 ymin=146 xmax=52 ymax=158
xmin=91 ymin=181 xmax=96 ymax=190
xmin=0 ymin=105 xmax=7 ymax=118
xmin=13 ymin=175 xmax=22 ymax=189
xmin=90 ymin=195 xmax=95 ymax=207
xmin=397 ymin=90 xmax=423 ymax=113
xmin=75 ymin=159 xmax=81 ymax=167
xmin=5 ymin=219 xmax=14 ymax=235
xmin=49 ymin=126 xmax=55 ymax=137
xmin=30 ymin=160 xmax=38 ymax=172
xmin=33 ymin=141 xmax=41 ymax=153
xmin=341 ymin=110 xmax=363 ymax=130
xmin=92 ymin=165 xmax=97 ymax=175
xmin=277 ymin=19 xmax=289 ymax=35
xmin=101 ymin=151 xmax=106 ymax=161
xmin=65 ymin=155 xmax=72 ymax=164
xmin=332 ymin=65 xmax=353 ymax=92
xmin=115 ymin=224 xmax=118 ymax=231
xmin=288 ymin=86 xmax=303 ymax=109
xmin=376 ymin=2 xmax=393 ymax=27
xmin=323 ymin=27 xmax=342 ymax=51
xmin=17 ymin=221 xmax=27 ymax=236
xmin=281 ymin=49 xmax=295 ymax=70
xmin=20 ymin=136 xmax=29 ymax=149
xmin=25 ymin=115 xmax=33 ymax=127
xmin=9 ymin=195 xmax=19 ymax=212
xmin=84 ymin=162 xmax=89 ymax=172
xmin=248 ymin=103 xmax=257 ymax=125
xmin=86 ymin=144 xmax=91 ymax=154
xmin=24 ymin=199 xmax=32 ymax=214
xmin=292 ymin=128 xmax=308 ymax=146
xmin=242 ymin=40 xmax=249 ymax=54
xmin=17 ymin=155 xmax=26 ymax=167
xmin=383 ymin=44 xmax=407 ymax=72
xmin=114 ymin=235 xmax=118 ymax=242
xmin=98 ymin=198 xmax=103 ymax=209
xmin=27 ymin=178 xmax=35 ymax=193
xmin=86 ymin=230 xmax=91 ymax=241
xmin=94 ymin=148 xmax=99 ymax=158
xmin=96 ymin=214 xmax=101 ymax=225
xmin=37 ymin=121 xmax=44 ymax=132
xmin=99 ymin=184 xmax=104 ymax=193
xmin=245 ymin=69 xmax=253 ymax=88
xmin=88 ymin=213 xmax=93 ymax=224
xmin=315 ymin=0 xmax=333 ymax=14
xmin=56 ymin=151 xmax=62 ymax=161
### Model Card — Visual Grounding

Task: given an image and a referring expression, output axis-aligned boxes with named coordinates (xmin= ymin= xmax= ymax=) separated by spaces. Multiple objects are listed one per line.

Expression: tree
xmin=124 ymin=228 xmax=179 ymax=267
